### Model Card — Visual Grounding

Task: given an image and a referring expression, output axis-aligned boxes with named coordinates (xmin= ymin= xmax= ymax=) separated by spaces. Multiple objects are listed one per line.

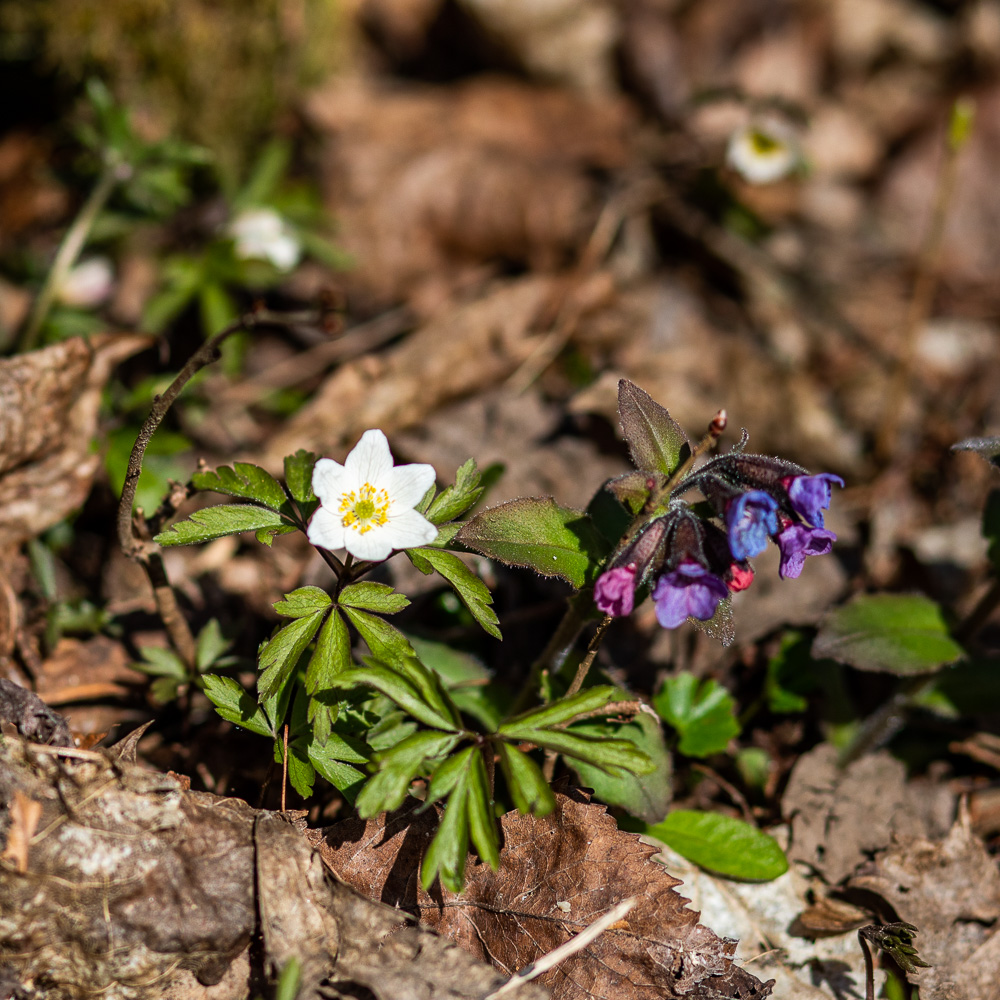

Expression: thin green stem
xmin=18 ymin=161 xmax=125 ymax=353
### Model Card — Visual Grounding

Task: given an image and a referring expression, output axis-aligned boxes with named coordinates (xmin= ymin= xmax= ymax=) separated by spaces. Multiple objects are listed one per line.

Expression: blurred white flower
xmin=228 ymin=207 xmax=301 ymax=271
xmin=55 ymin=256 xmax=115 ymax=308
xmin=726 ymin=118 xmax=800 ymax=185
xmin=308 ymin=429 xmax=438 ymax=562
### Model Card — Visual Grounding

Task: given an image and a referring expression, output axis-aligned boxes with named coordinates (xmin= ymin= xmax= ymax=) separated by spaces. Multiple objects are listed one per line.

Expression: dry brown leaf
xmin=0 ymin=333 xmax=150 ymax=551
xmin=306 ymin=76 xmax=631 ymax=306
xmin=850 ymin=806 xmax=1000 ymax=1000
xmin=783 ymin=745 xmax=953 ymax=885
xmin=315 ymin=788 xmax=773 ymax=1000
xmin=262 ymin=275 xmax=554 ymax=467
xmin=0 ymin=789 xmax=42 ymax=873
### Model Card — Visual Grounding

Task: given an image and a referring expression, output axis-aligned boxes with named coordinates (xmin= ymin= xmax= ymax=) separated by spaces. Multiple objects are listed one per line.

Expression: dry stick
xmin=116 ymin=308 xmax=326 ymax=667
xmin=484 ymin=897 xmax=637 ymax=999
xmin=875 ymin=98 xmax=975 ymax=464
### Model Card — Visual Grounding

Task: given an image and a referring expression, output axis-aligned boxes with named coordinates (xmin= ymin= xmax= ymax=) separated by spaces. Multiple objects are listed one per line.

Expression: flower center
xmin=338 ymin=482 xmax=390 ymax=535
xmin=748 ymin=129 xmax=782 ymax=156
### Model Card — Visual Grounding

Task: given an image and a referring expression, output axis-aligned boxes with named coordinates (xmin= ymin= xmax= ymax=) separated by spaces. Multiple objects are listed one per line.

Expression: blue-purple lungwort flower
xmin=726 ymin=490 xmax=780 ymax=561
xmin=783 ymin=474 xmax=844 ymax=528
xmin=776 ymin=521 xmax=836 ymax=579
xmin=652 ymin=561 xmax=729 ymax=629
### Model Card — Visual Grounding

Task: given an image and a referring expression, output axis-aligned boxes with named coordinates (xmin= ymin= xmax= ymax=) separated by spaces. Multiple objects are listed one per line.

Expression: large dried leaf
xmin=264 ymin=275 xmax=553 ymax=467
xmin=0 ymin=334 xmax=149 ymax=550
xmin=0 ymin=740 xmax=547 ymax=1000
xmin=850 ymin=807 xmax=1000 ymax=1000
xmin=315 ymin=788 xmax=773 ymax=1000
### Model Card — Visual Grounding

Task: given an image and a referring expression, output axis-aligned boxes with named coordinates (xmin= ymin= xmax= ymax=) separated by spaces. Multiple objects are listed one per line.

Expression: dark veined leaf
xmin=202 ymin=674 xmax=273 ymax=737
xmin=456 ymin=497 xmax=610 ymax=589
xmin=568 ymin=711 xmax=672 ymax=823
xmin=192 ymin=461 xmax=290 ymax=513
xmin=813 ymin=593 xmax=964 ymax=675
xmin=155 ymin=504 xmax=291 ymax=547
xmin=257 ymin=613 xmax=326 ymax=702
xmin=497 ymin=743 xmax=555 ymax=816
xmin=653 ymin=673 xmax=740 ymax=758
xmin=425 ymin=459 xmax=484 ymax=524
xmin=617 ymin=379 xmax=689 ymax=477
xmin=631 ymin=810 xmax=788 ymax=881
xmin=407 ymin=546 xmax=500 ymax=639
xmin=334 ymin=664 xmax=459 ymax=732
xmin=338 ymin=581 xmax=410 ymax=615
xmin=499 ymin=685 xmax=619 ymax=733
xmin=355 ymin=730 xmax=461 ymax=816
xmin=284 ymin=449 xmax=317 ymax=505
xmin=421 ymin=776 xmax=470 ymax=893
xmin=305 ymin=609 xmax=351 ymax=694
xmin=586 ymin=484 xmax=633 ymax=545
xmin=274 ymin=586 xmax=332 ymax=619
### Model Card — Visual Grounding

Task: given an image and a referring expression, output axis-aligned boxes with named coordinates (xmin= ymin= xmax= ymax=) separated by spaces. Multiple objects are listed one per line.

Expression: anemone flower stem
xmin=18 ymin=159 xmax=126 ymax=353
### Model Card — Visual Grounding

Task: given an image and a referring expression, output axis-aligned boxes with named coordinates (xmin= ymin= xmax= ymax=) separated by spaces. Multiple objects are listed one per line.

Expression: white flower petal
xmin=386 ymin=462 xmax=436 ymax=508
xmin=344 ymin=429 xmax=394 ymax=486
xmin=384 ymin=507 xmax=439 ymax=550
xmin=312 ymin=458 xmax=348 ymax=505
xmin=341 ymin=526 xmax=395 ymax=562
xmin=307 ymin=505 xmax=348 ymax=552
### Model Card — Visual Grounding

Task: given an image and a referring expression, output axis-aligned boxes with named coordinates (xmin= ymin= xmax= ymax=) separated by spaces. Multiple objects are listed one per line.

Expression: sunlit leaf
xmin=617 ymin=379 xmax=689 ymax=477
xmin=425 ymin=459 xmax=484 ymax=524
xmin=202 ymin=674 xmax=273 ymax=737
xmin=155 ymin=505 xmax=290 ymax=546
xmin=257 ymin=613 xmax=325 ymax=701
xmin=653 ymin=673 xmax=740 ymax=758
xmin=338 ymin=582 xmax=410 ymax=615
xmin=407 ymin=547 xmax=500 ymax=639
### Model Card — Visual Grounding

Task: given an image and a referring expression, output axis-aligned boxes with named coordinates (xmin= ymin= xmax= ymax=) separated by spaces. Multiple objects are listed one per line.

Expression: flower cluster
xmin=594 ymin=454 xmax=842 ymax=630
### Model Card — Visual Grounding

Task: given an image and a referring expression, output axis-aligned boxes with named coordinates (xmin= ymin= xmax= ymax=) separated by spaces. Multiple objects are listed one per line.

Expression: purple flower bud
xmin=726 ymin=490 xmax=780 ymax=561
xmin=594 ymin=565 xmax=637 ymax=617
xmin=783 ymin=473 xmax=844 ymax=528
xmin=776 ymin=522 xmax=836 ymax=579
xmin=651 ymin=560 xmax=729 ymax=629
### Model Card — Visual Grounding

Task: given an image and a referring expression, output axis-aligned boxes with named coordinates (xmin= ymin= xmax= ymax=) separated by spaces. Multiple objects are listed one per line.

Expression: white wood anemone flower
xmin=726 ymin=118 xmax=800 ymax=185
xmin=307 ymin=429 xmax=438 ymax=561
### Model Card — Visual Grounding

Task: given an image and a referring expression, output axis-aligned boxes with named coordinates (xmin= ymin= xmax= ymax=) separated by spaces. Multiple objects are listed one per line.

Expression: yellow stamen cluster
xmin=338 ymin=482 xmax=390 ymax=535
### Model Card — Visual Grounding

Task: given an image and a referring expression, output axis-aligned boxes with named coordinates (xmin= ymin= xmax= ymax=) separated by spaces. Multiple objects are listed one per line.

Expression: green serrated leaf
xmin=133 ymin=646 xmax=189 ymax=680
xmin=456 ymin=497 xmax=610 ymax=589
xmin=517 ymin=728 xmax=654 ymax=774
xmin=407 ymin=547 xmax=500 ymax=640
xmin=306 ymin=609 xmax=351 ymax=694
xmin=653 ymin=673 xmax=740 ymax=758
xmin=274 ymin=586 xmax=333 ymax=619
xmin=192 ymin=462 xmax=290 ymax=512
xmin=258 ymin=613 xmax=325 ymax=702
xmin=569 ymin=712 xmax=672 ymax=822
xmin=407 ymin=636 xmax=508 ymax=730
xmin=155 ymin=505 xmax=290 ymax=547
xmin=339 ymin=582 xmax=410 ymax=615
xmin=467 ymin=749 xmax=500 ymax=870
xmin=256 ymin=524 xmax=298 ymax=546
xmin=341 ymin=606 xmax=415 ymax=666
xmin=306 ymin=749 xmax=366 ymax=803
xmin=202 ymin=674 xmax=273 ymax=736
xmin=355 ymin=730 xmax=461 ymax=816
xmin=497 ymin=743 xmax=555 ymax=816
xmin=421 ymin=777 xmax=470 ymax=893
xmin=426 ymin=459 xmax=483 ymax=524
xmin=335 ymin=665 xmax=459 ymax=732
xmin=426 ymin=746 xmax=475 ymax=805
xmin=284 ymin=449 xmax=318 ymax=505
xmin=634 ymin=810 xmax=788 ymax=881
xmin=282 ymin=742 xmax=316 ymax=798
xmin=195 ymin=619 xmax=231 ymax=673
xmin=617 ymin=379 xmax=690 ymax=477
xmin=813 ymin=593 xmax=964 ymax=675
xmin=500 ymin=686 xmax=618 ymax=733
